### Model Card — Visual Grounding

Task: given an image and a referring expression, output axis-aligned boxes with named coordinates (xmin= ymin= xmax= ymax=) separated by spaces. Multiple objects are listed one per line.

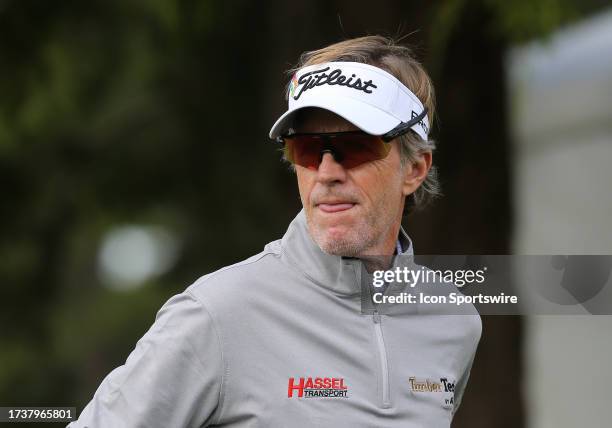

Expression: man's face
xmin=294 ymin=109 xmax=428 ymax=257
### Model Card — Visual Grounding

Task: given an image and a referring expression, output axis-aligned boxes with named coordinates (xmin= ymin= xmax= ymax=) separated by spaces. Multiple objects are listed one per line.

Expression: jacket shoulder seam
xmin=191 ymin=248 xmax=280 ymax=288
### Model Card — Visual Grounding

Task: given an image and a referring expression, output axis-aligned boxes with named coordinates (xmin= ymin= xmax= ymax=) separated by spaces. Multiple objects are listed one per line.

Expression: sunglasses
xmin=276 ymin=108 xmax=428 ymax=170
xmin=280 ymin=131 xmax=391 ymax=170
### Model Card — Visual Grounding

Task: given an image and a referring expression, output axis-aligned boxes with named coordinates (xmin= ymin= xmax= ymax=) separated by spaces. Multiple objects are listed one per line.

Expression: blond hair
xmin=289 ymin=35 xmax=441 ymax=211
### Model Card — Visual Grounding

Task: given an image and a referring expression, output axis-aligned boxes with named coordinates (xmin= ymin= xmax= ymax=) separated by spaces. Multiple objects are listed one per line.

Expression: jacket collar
xmin=280 ymin=209 xmax=413 ymax=296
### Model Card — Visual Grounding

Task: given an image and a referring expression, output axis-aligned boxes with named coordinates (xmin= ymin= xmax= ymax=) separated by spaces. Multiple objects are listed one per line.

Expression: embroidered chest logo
xmin=287 ymin=377 xmax=349 ymax=398
xmin=290 ymin=67 xmax=378 ymax=100
xmin=409 ymin=377 xmax=456 ymax=408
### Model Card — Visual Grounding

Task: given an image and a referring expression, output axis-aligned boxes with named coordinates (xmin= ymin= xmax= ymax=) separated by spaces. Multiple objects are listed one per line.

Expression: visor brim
xmin=268 ymin=96 xmax=402 ymax=139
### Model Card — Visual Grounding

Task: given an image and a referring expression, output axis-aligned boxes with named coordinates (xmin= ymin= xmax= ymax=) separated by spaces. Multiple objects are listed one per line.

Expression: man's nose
xmin=316 ymin=151 xmax=347 ymax=184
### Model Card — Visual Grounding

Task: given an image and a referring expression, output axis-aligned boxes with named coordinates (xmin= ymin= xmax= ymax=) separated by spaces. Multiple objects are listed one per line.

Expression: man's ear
xmin=402 ymin=151 xmax=432 ymax=196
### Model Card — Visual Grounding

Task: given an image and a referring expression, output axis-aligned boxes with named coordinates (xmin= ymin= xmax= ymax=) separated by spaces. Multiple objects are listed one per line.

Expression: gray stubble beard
xmin=306 ymin=209 xmax=383 ymax=258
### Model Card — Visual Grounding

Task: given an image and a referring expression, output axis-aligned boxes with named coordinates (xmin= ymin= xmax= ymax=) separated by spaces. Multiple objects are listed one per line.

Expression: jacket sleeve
xmin=69 ymin=291 xmax=224 ymax=428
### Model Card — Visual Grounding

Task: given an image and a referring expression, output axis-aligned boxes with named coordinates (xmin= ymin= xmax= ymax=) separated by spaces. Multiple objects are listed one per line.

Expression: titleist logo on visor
xmin=291 ymin=66 xmax=378 ymax=100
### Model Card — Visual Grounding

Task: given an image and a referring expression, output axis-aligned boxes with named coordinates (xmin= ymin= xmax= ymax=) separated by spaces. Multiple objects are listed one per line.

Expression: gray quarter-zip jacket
xmin=70 ymin=210 xmax=481 ymax=428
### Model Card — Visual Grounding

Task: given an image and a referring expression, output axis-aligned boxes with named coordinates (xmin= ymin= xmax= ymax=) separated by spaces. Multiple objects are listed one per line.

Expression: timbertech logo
xmin=409 ymin=377 xmax=455 ymax=393
xmin=287 ymin=377 xmax=349 ymax=398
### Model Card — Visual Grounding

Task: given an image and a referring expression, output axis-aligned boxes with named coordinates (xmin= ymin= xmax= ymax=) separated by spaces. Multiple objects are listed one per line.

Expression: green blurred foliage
xmin=0 ymin=0 xmax=605 ymax=424
xmin=0 ymin=0 xmax=296 ymax=415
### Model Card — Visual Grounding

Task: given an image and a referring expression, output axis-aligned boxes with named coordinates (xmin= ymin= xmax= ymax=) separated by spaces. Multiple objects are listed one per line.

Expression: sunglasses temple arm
xmin=381 ymin=107 xmax=428 ymax=142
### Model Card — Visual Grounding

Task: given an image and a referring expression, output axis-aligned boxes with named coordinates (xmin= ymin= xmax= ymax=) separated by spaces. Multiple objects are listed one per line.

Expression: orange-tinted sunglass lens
xmin=283 ymin=133 xmax=391 ymax=169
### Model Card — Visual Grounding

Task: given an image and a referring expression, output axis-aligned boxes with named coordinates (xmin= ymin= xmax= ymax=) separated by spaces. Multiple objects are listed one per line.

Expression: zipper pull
xmin=373 ymin=312 xmax=381 ymax=324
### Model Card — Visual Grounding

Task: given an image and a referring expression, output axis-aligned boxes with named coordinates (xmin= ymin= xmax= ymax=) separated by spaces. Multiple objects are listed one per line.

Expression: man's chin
xmin=311 ymin=226 xmax=363 ymax=257
xmin=306 ymin=211 xmax=369 ymax=255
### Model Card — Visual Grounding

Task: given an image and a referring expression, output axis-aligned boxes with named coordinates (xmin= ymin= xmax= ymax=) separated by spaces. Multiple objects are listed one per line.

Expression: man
xmin=70 ymin=36 xmax=481 ymax=427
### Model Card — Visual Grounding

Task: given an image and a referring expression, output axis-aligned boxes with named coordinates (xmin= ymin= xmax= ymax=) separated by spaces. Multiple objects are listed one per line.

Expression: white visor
xmin=269 ymin=61 xmax=429 ymax=141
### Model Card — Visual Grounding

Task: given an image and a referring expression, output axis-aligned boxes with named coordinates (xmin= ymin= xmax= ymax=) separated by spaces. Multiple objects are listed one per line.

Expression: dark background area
xmin=1 ymin=0 xmax=608 ymax=426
